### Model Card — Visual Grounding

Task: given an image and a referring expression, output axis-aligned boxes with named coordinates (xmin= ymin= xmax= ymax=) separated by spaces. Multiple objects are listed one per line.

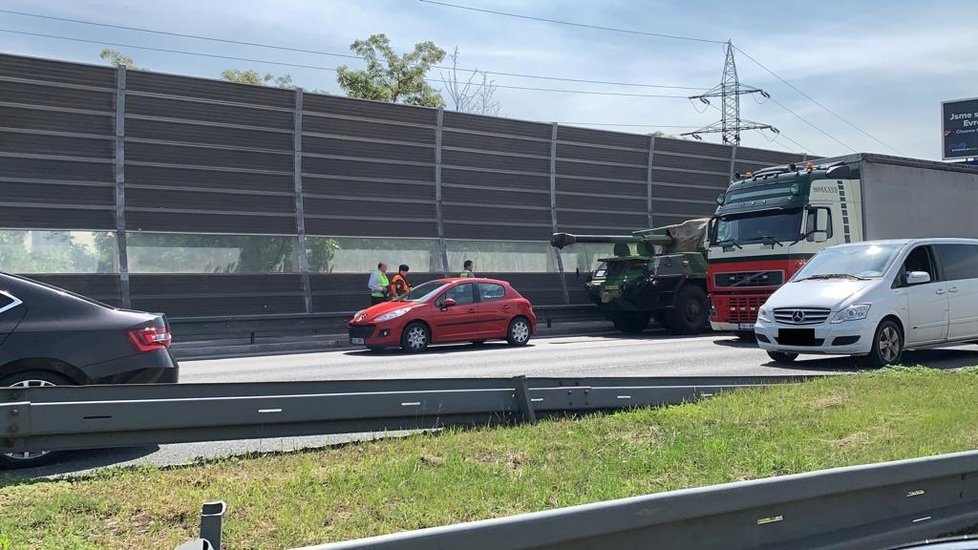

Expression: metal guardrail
xmin=0 ymin=375 xmax=808 ymax=454
xmin=169 ymin=304 xmax=602 ymax=344
xmin=300 ymin=450 xmax=978 ymax=550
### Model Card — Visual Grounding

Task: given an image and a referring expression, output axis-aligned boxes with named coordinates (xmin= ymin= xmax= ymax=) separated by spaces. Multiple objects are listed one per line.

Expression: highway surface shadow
xmin=344 ymin=341 xmax=534 ymax=356
xmin=0 ymin=445 xmax=160 ymax=482
xmin=713 ymin=335 xmax=978 ymax=372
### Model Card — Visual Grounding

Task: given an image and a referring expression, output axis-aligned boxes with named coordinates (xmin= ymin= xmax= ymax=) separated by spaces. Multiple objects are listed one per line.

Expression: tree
xmin=99 ymin=49 xmax=141 ymax=70
xmin=220 ymin=69 xmax=295 ymax=89
xmin=441 ymin=47 xmax=501 ymax=116
xmin=336 ymin=34 xmax=446 ymax=107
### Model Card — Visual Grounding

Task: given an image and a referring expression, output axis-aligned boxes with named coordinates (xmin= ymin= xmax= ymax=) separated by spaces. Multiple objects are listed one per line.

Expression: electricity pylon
xmin=682 ymin=40 xmax=778 ymax=144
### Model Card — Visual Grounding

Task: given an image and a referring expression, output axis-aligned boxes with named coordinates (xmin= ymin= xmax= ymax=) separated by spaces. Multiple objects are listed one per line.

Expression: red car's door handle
xmin=502 ymin=305 xmax=511 ymax=310
xmin=467 ymin=308 xmax=477 ymax=313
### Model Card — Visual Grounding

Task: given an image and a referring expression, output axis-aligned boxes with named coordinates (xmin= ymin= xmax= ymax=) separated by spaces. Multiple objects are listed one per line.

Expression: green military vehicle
xmin=551 ymin=218 xmax=711 ymax=335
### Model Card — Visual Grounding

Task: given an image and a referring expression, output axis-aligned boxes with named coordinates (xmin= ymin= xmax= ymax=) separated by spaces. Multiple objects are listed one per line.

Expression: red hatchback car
xmin=348 ymin=278 xmax=537 ymax=353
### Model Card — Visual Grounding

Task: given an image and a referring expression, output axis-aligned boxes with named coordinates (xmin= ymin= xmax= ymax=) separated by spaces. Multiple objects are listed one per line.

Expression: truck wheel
xmin=612 ymin=312 xmax=649 ymax=333
xmin=767 ymin=351 xmax=798 ymax=363
xmin=859 ymin=319 xmax=903 ymax=368
xmin=664 ymin=285 xmax=709 ymax=335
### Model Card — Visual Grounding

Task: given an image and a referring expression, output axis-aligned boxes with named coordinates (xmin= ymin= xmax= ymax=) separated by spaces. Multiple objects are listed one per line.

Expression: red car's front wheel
xmin=400 ymin=322 xmax=430 ymax=353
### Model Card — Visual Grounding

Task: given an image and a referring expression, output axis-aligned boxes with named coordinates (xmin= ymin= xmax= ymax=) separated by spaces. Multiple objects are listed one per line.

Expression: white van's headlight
xmin=757 ymin=305 xmax=772 ymax=323
xmin=831 ymin=304 xmax=871 ymax=324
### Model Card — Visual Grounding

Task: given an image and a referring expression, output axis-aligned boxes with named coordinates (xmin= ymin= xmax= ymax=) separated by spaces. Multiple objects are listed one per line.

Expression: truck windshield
xmin=714 ymin=208 xmax=803 ymax=246
xmin=792 ymin=243 xmax=902 ymax=281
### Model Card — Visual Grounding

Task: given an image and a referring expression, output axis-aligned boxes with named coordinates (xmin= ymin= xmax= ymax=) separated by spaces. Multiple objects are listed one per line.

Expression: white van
xmin=754 ymin=238 xmax=978 ymax=367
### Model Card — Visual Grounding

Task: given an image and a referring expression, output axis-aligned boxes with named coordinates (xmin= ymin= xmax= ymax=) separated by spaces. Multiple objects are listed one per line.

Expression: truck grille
xmin=728 ymin=297 xmax=766 ymax=323
xmin=714 ymin=271 xmax=784 ymax=288
xmin=773 ymin=308 xmax=831 ymax=325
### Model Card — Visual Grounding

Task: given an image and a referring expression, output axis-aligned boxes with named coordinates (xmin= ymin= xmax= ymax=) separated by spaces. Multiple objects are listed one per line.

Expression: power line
xmin=556 ymin=123 xmax=700 ymax=129
xmin=733 ymin=45 xmax=904 ymax=155
xmin=0 ymin=28 xmax=692 ymax=99
xmin=766 ymin=96 xmax=856 ymax=153
xmin=417 ymin=0 xmax=725 ymax=44
xmin=775 ymin=132 xmax=814 ymax=154
xmin=415 ymin=1 xmax=901 ymax=154
xmin=0 ymin=8 xmax=706 ymax=91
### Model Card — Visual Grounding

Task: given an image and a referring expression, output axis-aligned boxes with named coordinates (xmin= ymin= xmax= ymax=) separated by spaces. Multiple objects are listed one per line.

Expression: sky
xmin=1 ymin=0 xmax=975 ymax=159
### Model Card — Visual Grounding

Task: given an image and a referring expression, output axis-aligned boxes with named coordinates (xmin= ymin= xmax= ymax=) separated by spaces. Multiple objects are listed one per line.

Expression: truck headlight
xmin=757 ymin=305 xmax=772 ymax=323
xmin=831 ymin=304 xmax=871 ymax=324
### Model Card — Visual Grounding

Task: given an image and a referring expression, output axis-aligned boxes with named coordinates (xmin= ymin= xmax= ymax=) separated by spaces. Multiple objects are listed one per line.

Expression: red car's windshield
xmin=395 ymin=281 xmax=450 ymax=302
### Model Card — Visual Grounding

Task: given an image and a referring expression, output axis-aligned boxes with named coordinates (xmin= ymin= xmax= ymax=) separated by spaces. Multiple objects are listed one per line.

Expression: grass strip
xmin=1 ymin=367 xmax=977 ymax=549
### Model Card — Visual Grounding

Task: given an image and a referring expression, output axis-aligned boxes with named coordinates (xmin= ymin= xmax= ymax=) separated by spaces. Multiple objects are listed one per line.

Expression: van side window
xmin=896 ymin=246 xmax=936 ymax=287
xmin=934 ymin=244 xmax=978 ymax=281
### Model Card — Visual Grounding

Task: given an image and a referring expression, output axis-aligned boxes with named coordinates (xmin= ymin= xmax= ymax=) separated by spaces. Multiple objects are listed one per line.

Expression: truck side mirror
xmin=806 ymin=208 xmax=832 ymax=243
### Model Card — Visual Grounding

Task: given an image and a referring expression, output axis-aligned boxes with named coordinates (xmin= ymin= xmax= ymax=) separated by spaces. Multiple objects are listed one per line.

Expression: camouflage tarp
xmin=635 ymin=218 xmax=710 ymax=255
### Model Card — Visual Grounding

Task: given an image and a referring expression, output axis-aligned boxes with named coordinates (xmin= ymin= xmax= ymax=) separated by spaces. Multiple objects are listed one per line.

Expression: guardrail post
xmin=512 ymin=375 xmax=537 ymax=424
xmin=200 ymin=500 xmax=226 ymax=550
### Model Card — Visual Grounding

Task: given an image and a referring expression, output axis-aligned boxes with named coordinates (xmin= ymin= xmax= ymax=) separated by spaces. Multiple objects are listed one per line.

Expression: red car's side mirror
xmin=441 ymin=298 xmax=457 ymax=309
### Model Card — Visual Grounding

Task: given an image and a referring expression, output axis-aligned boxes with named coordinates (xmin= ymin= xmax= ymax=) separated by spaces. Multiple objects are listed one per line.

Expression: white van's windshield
xmin=792 ymin=243 xmax=902 ymax=281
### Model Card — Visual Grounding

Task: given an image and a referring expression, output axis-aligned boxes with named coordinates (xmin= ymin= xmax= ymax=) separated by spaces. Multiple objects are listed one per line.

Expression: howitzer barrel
xmin=550 ymin=233 xmax=643 ymax=249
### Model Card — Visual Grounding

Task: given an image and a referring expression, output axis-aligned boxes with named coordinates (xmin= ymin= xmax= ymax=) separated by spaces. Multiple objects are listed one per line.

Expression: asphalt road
xmin=180 ymin=332 xmax=850 ymax=383
xmin=6 ymin=332 xmax=978 ymax=480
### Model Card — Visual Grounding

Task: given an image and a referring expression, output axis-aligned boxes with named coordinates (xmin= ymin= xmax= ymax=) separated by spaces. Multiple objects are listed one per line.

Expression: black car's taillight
xmin=127 ymin=326 xmax=172 ymax=353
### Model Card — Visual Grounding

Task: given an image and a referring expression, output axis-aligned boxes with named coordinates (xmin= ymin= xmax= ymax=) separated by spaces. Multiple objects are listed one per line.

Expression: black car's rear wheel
xmin=0 ymin=371 xmax=72 ymax=468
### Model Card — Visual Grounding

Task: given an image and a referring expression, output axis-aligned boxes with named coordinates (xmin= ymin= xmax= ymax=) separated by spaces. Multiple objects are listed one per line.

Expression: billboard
xmin=942 ymin=97 xmax=978 ymax=160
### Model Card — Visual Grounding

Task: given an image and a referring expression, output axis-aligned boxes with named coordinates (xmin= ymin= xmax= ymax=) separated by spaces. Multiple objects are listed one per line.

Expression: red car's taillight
xmin=127 ymin=326 xmax=172 ymax=353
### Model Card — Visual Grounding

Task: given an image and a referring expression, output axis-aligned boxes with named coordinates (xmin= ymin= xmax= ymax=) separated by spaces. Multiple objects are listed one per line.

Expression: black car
xmin=0 ymin=272 xmax=179 ymax=467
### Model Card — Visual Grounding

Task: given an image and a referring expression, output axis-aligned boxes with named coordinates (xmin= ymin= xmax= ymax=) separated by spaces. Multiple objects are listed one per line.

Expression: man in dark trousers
xmin=367 ymin=262 xmax=389 ymax=305
xmin=390 ymin=264 xmax=411 ymax=298
xmin=460 ymin=259 xmax=475 ymax=277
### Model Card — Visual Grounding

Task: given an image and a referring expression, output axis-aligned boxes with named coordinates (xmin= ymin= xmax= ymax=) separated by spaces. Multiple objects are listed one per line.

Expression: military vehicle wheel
xmin=664 ymin=285 xmax=709 ymax=335
xmin=612 ymin=313 xmax=649 ymax=333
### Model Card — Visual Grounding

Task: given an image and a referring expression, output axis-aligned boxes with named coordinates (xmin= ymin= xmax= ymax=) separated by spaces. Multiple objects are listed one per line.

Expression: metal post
xmin=114 ymin=65 xmax=131 ymax=308
xmin=293 ymin=88 xmax=312 ymax=313
xmin=729 ymin=143 xmax=739 ymax=182
xmin=199 ymin=501 xmax=226 ymax=550
xmin=512 ymin=375 xmax=537 ymax=424
xmin=435 ymin=107 xmax=449 ymax=274
xmin=647 ymin=134 xmax=656 ymax=228
xmin=551 ymin=123 xmax=570 ymax=304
